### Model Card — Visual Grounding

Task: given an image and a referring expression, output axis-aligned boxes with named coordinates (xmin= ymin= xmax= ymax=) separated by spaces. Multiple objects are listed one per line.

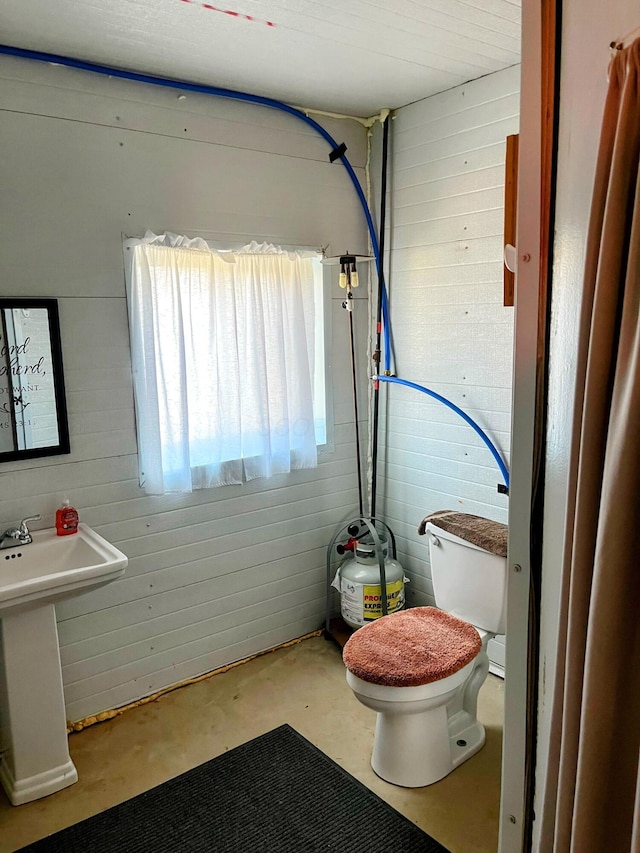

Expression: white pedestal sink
xmin=0 ymin=523 xmax=127 ymax=805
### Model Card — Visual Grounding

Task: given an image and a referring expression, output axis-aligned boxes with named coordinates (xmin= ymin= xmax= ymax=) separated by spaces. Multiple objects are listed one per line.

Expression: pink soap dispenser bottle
xmin=56 ymin=498 xmax=79 ymax=536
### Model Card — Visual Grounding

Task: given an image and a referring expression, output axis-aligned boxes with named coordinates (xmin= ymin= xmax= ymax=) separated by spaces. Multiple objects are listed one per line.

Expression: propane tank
xmin=333 ymin=538 xmax=406 ymax=630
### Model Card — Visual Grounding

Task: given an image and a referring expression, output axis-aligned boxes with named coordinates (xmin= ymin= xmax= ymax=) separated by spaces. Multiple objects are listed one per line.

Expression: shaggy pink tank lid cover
xmin=343 ymin=606 xmax=482 ymax=687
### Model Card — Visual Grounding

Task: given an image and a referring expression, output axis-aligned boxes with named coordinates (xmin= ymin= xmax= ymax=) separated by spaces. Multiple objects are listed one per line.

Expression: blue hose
xmin=0 ymin=44 xmax=506 ymax=486
xmin=376 ymin=376 xmax=510 ymax=489
xmin=0 ymin=43 xmax=395 ymax=373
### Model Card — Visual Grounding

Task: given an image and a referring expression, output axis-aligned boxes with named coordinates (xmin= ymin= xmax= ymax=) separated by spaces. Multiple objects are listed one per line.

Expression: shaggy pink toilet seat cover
xmin=343 ymin=607 xmax=482 ymax=687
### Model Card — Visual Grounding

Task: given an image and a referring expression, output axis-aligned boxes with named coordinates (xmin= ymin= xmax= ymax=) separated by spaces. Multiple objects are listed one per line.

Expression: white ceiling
xmin=2 ymin=0 xmax=521 ymax=117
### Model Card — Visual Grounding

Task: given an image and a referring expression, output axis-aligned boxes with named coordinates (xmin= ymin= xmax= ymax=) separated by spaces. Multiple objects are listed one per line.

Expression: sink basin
xmin=0 ymin=523 xmax=127 ymax=615
xmin=0 ymin=523 xmax=127 ymax=806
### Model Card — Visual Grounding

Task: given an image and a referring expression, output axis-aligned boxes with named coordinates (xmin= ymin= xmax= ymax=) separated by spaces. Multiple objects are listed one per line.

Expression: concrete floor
xmin=0 ymin=635 xmax=504 ymax=853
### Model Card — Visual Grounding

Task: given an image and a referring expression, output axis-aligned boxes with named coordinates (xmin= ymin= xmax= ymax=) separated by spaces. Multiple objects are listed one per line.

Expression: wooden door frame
xmin=498 ymin=1 xmax=559 ymax=851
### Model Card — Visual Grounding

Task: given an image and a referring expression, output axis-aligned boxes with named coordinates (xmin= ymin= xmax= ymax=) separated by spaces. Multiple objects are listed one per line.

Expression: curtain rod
xmin=610 ymin=25 xmax=640 ymax=50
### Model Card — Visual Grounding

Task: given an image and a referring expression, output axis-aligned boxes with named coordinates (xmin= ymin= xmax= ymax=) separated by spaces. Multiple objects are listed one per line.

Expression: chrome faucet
xmin=0 ymin=514 xmax=41 ymax=549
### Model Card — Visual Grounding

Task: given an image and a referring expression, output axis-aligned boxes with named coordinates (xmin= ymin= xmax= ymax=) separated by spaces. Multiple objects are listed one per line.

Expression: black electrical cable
xmin=370 ymin=114 xmax=391 ymax=522
xmin=347 ymin=294 xmax=365 ymax=517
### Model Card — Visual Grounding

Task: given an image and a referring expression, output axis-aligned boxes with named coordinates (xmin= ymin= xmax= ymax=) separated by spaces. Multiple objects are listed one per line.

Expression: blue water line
xmin=376 ymin=376 xmax=510 ymax=489
xmin=1 ymin=43 xmax=506 ymax=486
xmin=0 ymin=43 xmax=395 ymax=372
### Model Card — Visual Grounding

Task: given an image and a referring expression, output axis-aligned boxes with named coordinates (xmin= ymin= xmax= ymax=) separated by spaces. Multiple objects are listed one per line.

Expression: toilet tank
xmin=425 ymin=521 xmax=508 ymax=634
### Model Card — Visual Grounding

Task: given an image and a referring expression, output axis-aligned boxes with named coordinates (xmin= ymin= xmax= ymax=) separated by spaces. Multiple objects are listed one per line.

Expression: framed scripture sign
xmin=0 ymin=298 xmax=70 ymax=462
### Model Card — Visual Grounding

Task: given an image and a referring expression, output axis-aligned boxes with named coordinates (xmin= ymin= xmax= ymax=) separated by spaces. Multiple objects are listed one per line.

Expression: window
xmin=124 ymin=232 xmax=329 ymax=494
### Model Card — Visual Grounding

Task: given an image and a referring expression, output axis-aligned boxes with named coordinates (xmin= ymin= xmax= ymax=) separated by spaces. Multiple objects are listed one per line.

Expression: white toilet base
xmin=347 ymin=646 xmax=491 ymax=788
xmin=371 ymin=704 xmax=486 ymax=788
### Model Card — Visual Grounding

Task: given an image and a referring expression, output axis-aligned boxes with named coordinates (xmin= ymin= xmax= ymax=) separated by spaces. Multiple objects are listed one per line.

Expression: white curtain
xmin=125 ymin=232 xmax=319 ymax=494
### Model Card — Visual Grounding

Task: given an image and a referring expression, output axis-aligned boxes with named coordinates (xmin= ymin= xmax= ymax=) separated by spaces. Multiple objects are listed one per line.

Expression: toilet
xmin=343 ymin=511 xmax=507 ymax=788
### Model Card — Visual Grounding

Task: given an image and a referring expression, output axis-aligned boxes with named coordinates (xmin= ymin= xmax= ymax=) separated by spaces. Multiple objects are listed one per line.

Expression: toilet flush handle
xmin=428 ymin=532 xmax=440 ymax=547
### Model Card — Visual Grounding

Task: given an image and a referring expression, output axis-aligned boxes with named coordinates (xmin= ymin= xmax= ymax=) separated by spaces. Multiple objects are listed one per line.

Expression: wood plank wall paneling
xmin=0 ymin=56 xmax=369 ymax=721
xmin=379 ymin=65 xmax=520 ymax=670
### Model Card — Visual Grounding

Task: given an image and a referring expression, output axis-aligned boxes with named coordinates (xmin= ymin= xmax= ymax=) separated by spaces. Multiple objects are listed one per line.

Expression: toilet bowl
xmin=343 ymin=512 xmax=508 ymax=788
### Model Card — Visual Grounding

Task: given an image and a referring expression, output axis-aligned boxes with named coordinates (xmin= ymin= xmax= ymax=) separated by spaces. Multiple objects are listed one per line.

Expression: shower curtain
xmin=540 ymin=39 xmax=640 ymax=853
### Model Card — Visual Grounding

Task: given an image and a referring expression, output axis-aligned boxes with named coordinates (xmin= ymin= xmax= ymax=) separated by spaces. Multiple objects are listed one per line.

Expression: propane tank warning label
xmin=340 ymin=578 xmax=405 ymax=626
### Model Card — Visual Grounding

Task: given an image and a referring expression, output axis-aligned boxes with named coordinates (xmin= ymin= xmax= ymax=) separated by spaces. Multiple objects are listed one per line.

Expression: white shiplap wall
xmin=0 ymin=56 xmax=369 ymax=721
xmin=378 ymin=65 xmax=520 ymax=670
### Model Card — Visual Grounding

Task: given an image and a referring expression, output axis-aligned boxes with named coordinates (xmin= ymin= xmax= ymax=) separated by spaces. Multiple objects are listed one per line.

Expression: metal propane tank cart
xmin=325 ymin=517 xmax=406 ymax=647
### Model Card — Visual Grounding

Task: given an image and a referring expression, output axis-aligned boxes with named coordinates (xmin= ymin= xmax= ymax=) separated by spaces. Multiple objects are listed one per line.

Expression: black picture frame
xmin=0 ymin=298 xmax=70 ymax=462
